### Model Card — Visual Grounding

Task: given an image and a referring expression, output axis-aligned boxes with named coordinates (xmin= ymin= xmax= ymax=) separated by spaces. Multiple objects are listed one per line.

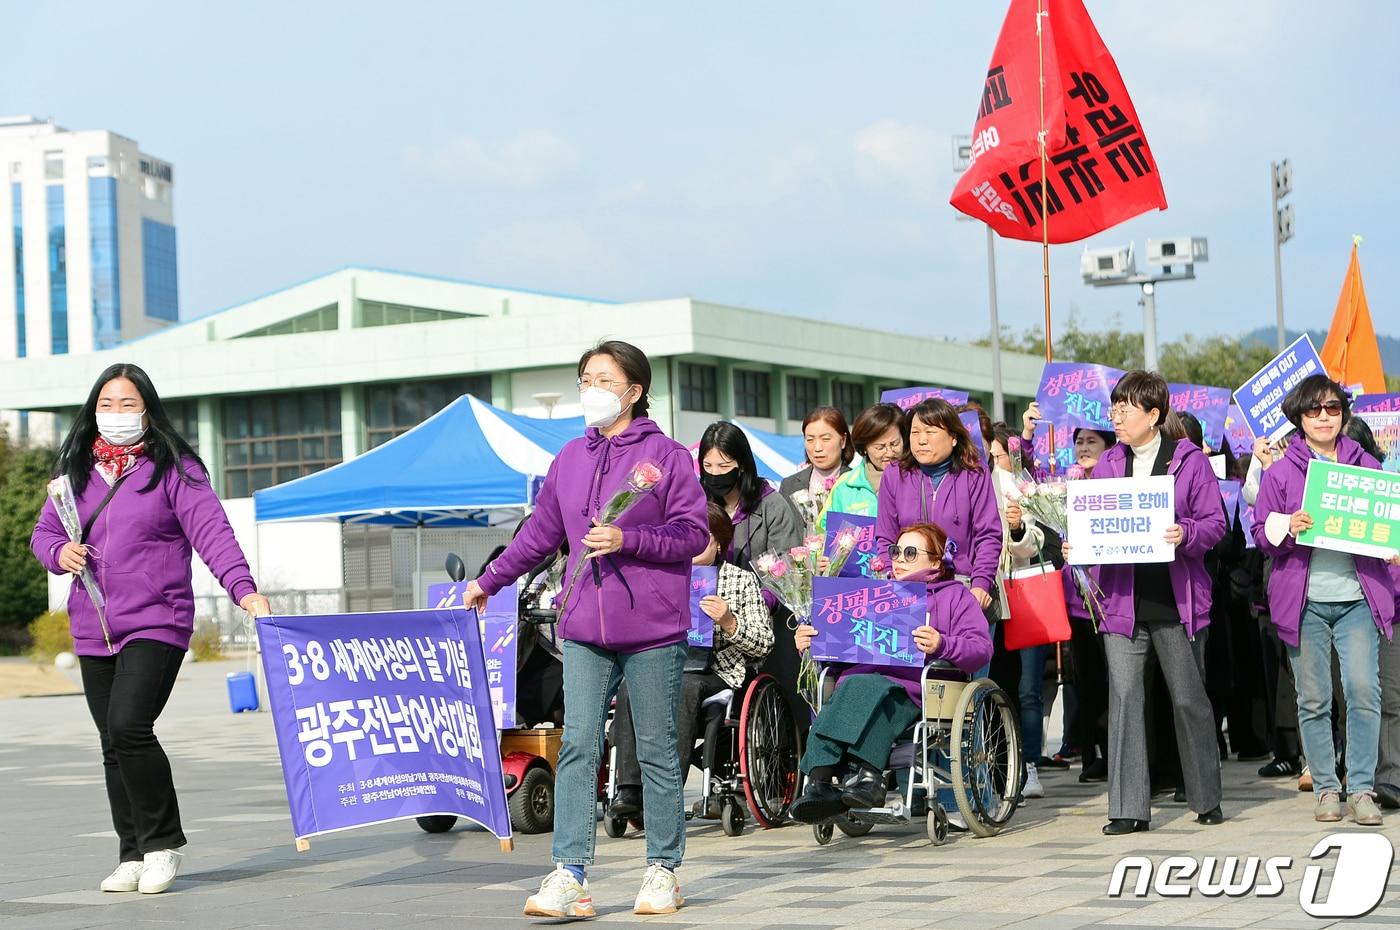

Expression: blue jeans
xmin=1018 ymin=643 xmax=1050 ymax=762
xmin=553 ymin=639 xmax=686 ymax=869
xmin=1287 ymin=599 xmax=1381 ymax=796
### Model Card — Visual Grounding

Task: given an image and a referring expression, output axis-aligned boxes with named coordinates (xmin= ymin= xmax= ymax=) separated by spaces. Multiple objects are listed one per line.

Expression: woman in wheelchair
xmin=610 ymin=501 xmax=773 ymax=817
xmin=789 ymin=521 xmax=994 ymax=824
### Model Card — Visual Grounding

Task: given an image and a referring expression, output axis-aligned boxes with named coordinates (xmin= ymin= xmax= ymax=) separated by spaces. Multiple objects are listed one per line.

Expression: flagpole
xmin=1037 ymin=0 xmax=1055 ymax=472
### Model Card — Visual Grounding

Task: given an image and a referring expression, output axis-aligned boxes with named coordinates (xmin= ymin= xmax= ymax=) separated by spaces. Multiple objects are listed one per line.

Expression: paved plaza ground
xmin=3 ymin=656 xmax=1400 ymax=929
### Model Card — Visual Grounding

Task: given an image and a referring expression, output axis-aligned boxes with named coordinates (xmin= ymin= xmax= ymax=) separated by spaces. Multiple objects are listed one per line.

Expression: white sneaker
xmin=100 ymin=861 xmax=144 ymax=893
xmin=523 ymin=866 xmax=595 ymax=919
xmin=1023 ymin=764 xmax=1045 ymax=799
xmin=633 ymin=863 xmax=684 ymax=916
xmin=137 ymin=849 xmax=183 ymax=894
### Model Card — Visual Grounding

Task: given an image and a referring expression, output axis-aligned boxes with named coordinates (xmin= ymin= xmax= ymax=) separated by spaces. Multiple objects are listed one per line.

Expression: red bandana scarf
xmin=92 ymin=436 xmax=146 ymax=484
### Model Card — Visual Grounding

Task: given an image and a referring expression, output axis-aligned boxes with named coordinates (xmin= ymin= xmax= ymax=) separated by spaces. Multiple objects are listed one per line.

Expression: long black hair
xmin=55 ymin=363 xmax=205 ymax=496
xmin=697 ymin=421 xmax=766 ymax=515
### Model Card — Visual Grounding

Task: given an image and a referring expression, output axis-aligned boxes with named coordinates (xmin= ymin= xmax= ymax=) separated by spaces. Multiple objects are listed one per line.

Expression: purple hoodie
xmin=31 ymin=458 xmax=257 ymax=657
xmin=1088 ymin=439 xmax=1226 ymax=639
xmin=1250 ymin=435 xmax=1396 ymax=647
xmin=874 ymin=462 xmax=1002 ymax=592
xmin=477 ymin=417 xmax=708 ymax=653
xmin=840 ymin=573 xmax=994 ymax=702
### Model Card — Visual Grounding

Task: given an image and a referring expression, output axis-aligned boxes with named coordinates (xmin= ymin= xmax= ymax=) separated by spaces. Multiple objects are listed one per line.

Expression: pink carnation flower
xmin=633 ymin=461 xmax=663 ymax=488
xmin=804 ymin=534 xmax=824 ymax=550
xmin=823 ymin=475 xmax=837 ymax=491
xmin=1065 ymin=464 xmax=1086 ymax=480
xmin=769 ymin=559 xmax=790 ymax=579
xmin=789 ymin=546 xmax=810 ymax=562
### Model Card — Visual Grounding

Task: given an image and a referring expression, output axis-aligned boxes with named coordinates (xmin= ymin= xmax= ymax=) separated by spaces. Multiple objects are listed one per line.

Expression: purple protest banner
xmin=880 ymin=386 xmax=970 ymax=412
xmin=825 ymin=512 xmax=878 ymax=578
xmin=1033 ymin=361 xmax=1123 ymax=471
xmin=959 ymin=410 xmax=987 ymax=461
xmin=256 ymin=608 xmax=513 ymax=851
xmin=1223 ymin=404 xmax=1254 ymax=459
xmin=1218 ymin=479 xmax=1242 ymax=527
xmin=1358 ymin=411 xmax=1400 ymax=473
xmin=809 ymin=577 xmax=926 ymax=667
xmin=1355 ymin=393 xmax=1400 ymax=413
xmin=688 ymin=565 xmax=718 ymax=647
xmin=1232 ymin=334 xmax=1325 ymax=442
xmin=1241 ymin=499 xmax=1257 ymax=549
xmin=1169 ymin=383 xmax=1231 ymax=450
xmin=429 ymin=582 xmax=518 ymax=730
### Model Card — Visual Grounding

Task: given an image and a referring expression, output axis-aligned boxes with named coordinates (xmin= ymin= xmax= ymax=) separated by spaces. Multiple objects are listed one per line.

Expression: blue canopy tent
xmin=253 ymin=394 xmax=584 ymax=527
xmin=734 ymin=422 xmax=805 ymax=481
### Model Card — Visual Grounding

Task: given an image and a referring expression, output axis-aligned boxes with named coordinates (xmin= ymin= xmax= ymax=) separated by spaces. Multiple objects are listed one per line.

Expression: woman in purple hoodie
xmin=1067 ymin=370 xmax=1227 ymax=835
xmin=1252 ymin=374 xmax=1397 ymax=826
xmin=874 ymin=399 xmax=1002 ymax=618
xmin=464 ymin=341 xmax=708 ymax=920
xmin=788 ymin=521 xmax=994 ymax=822
xmin=30 ymin=364 xmax=268 ymax=896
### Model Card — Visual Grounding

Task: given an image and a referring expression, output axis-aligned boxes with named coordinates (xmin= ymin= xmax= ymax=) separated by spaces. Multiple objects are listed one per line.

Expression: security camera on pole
xmin=1079 ymin=236 xmax=1209 ymax=371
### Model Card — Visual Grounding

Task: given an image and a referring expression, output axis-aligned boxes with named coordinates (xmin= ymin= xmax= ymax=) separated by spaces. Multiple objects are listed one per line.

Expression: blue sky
xmin=4 ymin=1 xmax=1395 ymax=344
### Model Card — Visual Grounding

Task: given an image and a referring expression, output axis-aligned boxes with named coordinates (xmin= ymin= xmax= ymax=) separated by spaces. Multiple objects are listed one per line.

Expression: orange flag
xmin=1320 ymin=240 xmax=1386 ymax=394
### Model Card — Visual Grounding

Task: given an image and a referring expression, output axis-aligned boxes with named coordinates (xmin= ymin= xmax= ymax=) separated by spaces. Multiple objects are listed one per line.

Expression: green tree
xmin=1157 ymin=335 xmax=1280 ymax=391
xmin=0 ymin=432 xmax=55 ymax=642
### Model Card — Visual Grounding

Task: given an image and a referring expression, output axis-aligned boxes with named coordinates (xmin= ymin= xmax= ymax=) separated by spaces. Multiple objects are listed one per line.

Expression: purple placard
xmin=1033 ymin=361 xmax=1123 ymax=471
xmin=824 ymin=512 xmax=878 ymax=578
xmin=1355 ymin=393 xmax=1400 ymax=413
xmin=428 ymin=582 xmax=517 ymax=730
xmin=1168 ymin=383 xmax=1231 ymax=450
xmin=1232 ymin=334 xmax=1325 ymax=442
xmin=1241 ymin=499 xmax=1257 ymax=549
xmin=1218 ymin=479 xmax=1242 ymax=526
xmin=880 ymin=386 xmax=971 ymax=412
xmin=809 ymin=577 xmax=926 ymax=667
xmin=1223 ymin=404 xmax=1254 ymax=459
xmin=688 ymin=565 xmax=718 ymax=647
xmin=959 ymin=410 xmax=987 ymax=461
xmin=256 ymin=608 xmax=512 ymax=843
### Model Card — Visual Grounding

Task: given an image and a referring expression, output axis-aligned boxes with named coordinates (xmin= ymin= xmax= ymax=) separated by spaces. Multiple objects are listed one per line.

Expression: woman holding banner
xmin=1251 ymin=374 xmax=1396 ymax=826
xmin=1065 ymin=370 xmax=1226 ymax=835
xmin=30 ymin=363 xmax=270 ymax=895
xmin=465 ymin=341 xmax=708 ymax=919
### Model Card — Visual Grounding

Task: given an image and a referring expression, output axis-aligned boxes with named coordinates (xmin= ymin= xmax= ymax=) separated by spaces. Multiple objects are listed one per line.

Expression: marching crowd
xmin=33 ymin=341 xmax=1400 ymax=919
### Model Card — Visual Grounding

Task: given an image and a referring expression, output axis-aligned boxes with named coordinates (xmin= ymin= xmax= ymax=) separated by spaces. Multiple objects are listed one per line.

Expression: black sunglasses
xmin=1303 ymin=400 xmax=1344 ymax=418
xmin=887 ymin=544 xmax=936 ymax=563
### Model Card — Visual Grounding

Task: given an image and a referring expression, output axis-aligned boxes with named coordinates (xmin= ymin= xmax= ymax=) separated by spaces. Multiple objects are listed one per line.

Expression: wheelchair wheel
xmin=739 ymin=674 xmax=801 ymax=828
xmin=415 ymin=815 xmax=457 ymax=833
xmin=813 ymin=822 xmax=834 ymax=845
xmin=926 ymin=805 xmax=949 ymax=846
xmin=836 ymin=818 xmax=873 ymax=837
xmin=720 ymin=799 xmax=745 ymax=837
xmin=949 ymin=680 xmax=1021 ymax=838
xmin=603 ymin=812 xmax=629 ymax=838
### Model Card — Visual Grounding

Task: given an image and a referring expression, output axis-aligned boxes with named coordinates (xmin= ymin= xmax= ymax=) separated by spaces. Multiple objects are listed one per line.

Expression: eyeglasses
xmin=1107 ymin=403 xmax=1142 ymax=423
xmin=867 ymin=440 xmax=904 ymax=455
xmin=1302 ymin=400 xmax=1344 ymax=419
xmin=577 ymin=376 xmax=629 ymax=392
xmin=887 ymin=544 xmax=936 ymax=563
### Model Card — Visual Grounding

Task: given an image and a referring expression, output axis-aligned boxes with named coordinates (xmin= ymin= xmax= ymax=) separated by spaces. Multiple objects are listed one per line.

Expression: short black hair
xmin=698 ymin=421 xmax=766 ymax=515
xmin=1110 ymin=370 xmax=1170 ymax=430
xmin=577 ymin=340 xmax=651 ymax=418
xmin=1281 ymin=373 xmax=1350 ymax=431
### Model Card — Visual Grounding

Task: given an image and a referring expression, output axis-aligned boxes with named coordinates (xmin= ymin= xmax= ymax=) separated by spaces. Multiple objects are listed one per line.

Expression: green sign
xmin=1297 ymin=459 xmax=1400 ymax=560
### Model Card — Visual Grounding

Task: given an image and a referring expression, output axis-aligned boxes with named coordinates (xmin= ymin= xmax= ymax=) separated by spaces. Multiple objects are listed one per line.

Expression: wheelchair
xmin=807 ymin=662 xmax=1022 ymax=846
xmin=602 ymin=671 xmax=801 ymax=838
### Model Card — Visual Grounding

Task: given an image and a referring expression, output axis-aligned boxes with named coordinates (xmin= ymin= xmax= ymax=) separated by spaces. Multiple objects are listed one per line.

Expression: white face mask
xmin=95 ymin=411 xmax=147 ymax=446
xmin=580 ymin=386 xmax=627 ymax=430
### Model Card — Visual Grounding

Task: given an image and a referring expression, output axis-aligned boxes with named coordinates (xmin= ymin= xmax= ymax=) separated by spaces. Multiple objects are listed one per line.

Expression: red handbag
xmin=1002 ymin=564 xmax=1072 ymax=649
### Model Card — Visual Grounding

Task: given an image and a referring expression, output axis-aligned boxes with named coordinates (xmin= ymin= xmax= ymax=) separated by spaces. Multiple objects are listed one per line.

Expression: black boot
xmin=841 ymin=768 xmax=888 ymax=809
xmin=1102 ymin=818 xmax=1148 ymax=835
xmin=610 ymin=786 xmax=642 ymax=816
xmin=790 ymin=781 xmax=845 ymax=824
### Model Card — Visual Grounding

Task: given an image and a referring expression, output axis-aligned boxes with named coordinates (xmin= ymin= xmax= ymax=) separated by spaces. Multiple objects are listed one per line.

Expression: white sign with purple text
xmin=1067 ymin=475 xmax=1176 ymax=565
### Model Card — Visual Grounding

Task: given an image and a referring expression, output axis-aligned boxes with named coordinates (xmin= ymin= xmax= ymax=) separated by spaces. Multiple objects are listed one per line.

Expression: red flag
xmin=950 ymin=0 xmax=1167 ymax=243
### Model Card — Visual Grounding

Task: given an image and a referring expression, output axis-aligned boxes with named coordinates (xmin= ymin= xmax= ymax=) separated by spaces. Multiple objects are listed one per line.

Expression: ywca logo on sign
xmin=1108 ymin=834 xmax=1394 ymax=918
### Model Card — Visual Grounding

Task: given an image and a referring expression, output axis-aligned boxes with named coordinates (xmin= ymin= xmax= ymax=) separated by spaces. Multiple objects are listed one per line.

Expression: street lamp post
xmin=1271 ymin=159 xmax=1295 ymax=351
xmin=1081 ymin=237 xmax=1209 ymax=370
xmin=953 ymin=135 xmax=1005 ymax=421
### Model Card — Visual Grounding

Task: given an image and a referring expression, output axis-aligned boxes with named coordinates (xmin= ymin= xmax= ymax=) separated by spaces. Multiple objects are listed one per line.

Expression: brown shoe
xmin=1298 ymin=766 xmax=1312 ymax=792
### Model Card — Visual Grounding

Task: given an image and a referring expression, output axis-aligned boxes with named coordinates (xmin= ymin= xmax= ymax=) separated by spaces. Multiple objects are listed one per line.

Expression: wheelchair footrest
xmin=842 ymin=796 xmax=909 ymax=826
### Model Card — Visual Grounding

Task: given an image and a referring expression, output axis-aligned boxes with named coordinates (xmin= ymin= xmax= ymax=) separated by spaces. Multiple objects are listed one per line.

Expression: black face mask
xmin=700 ymin=468 xmax=741 ymax=495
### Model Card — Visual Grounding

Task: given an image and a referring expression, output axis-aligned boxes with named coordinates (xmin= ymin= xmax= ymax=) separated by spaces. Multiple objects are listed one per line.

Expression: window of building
xmin=366 ymin=376 xmax=492 ymax=448
xmin=46 ymin=185 xmax=66 ymax=354
xmin=88 ymin=177 xmax=121 ymax=350
xmin=734 ymin=369 xmax=772 ymax=418
xmin=832 ymin=381 xmax=866 ymax=423
xmin=86 ymin=155 xmax=110 ymax=177
xmin=679 ymin=362 xmax=717 ymax=413
xmin=221 ymin=389 xmax=342 ymax=497
xmin=141 ymin=218 xmax=179 ymax=321
xmin=43 ymin=151 xmax=63 ymax=180
xmin=165 ymin=399 xmax=199 ymax=454
xmin=786 ymin=375 xmax=818 ymax=421
xmin=359 ymin=300 xmax=470 ymax=328
xmin=12 ymin=182 xmax=23 ymax=358
xmin=235 ymin=304 xmax=338 ymax=338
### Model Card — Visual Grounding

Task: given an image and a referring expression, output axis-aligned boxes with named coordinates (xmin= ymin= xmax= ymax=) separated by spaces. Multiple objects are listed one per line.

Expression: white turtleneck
xmin=1130 ymin=429 xmax=1163 ymax=473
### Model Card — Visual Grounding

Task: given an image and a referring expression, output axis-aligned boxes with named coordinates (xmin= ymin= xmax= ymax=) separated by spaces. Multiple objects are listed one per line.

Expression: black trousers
xmin=79 ymin=639 xmax=187 ymax=862
xmin=612 ymin=671 xmax=727 ymax=787
xmin=1069 ymin=616 xmax=1109 ymax=768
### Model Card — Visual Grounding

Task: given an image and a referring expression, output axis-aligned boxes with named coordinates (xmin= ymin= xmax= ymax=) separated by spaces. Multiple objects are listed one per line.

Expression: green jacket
xmin=817 ymin=458 xmax=880 ymax=533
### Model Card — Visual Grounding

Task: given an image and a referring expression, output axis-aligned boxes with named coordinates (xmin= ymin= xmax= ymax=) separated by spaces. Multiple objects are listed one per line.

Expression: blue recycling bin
xmin=227 ymin=671 xmax=259 ymax=713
